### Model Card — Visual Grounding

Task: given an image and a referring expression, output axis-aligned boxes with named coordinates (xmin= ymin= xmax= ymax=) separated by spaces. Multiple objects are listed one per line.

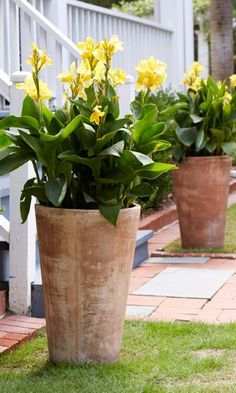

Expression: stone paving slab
xmin=132 ymin=267 xmax=235 ymax=299
xmin=126 ymin=305 xmax=156 ymax=318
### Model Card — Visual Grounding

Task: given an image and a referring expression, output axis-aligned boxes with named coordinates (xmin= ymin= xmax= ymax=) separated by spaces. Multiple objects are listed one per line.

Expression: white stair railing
xmin=0 ymin=0 xmax=80 ymax=107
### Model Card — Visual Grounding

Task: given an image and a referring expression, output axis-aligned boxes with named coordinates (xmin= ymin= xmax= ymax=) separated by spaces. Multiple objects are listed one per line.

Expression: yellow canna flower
xmin=229 ymin=74 xmax=236 ymax=88
xmin=106 ymin=35 xmax=124 ymax=55
xmin=58 ymin=60 xmax=93 ymax=100
xmin=77 ymin=37 xmax=95 ymax=61
xmin=182 ymin=61 xmax=204 ymax=91
xmin=93 ymin=35 xmax=124 ymax=66
xmin=190 ymin=61 xmax=204 ymax=75
xmin=90 ymin=105 xmax=105 ymax=125
xmin=223 ymin=92 xmax=232 ymax=106
xmin=27 ymin=43 xmax=52 ymax=72
xmin=108 ymin=68 xmax=127 ymax=86
xmin=17 ymin=76 xmax=52 ymax=102
xmin=135 ymin=56 xmax=167 ymax=92
xmin=93 ymin=61 xmax=106 ymax=82
xmin=77 ymin=59 xmax=93 ymax=88
xmin=58 ymin=62 xmax=76 ymax=84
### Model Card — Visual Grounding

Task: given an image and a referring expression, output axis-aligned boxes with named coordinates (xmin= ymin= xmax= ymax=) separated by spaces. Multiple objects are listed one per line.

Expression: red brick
xmin=0 ymin=338 xmax=18 ymax=348
xmin=127 ymin=295 xmax=165 ymax=307
xmin=160 ymin=298 xmax=207 ymax=309
xmin=3 ymin=332 xmax=28 ymax=341
xmin=0 ymin=346 xmax=8 ymax=353
xmin=0 ymin=320 xmax=44 ymax=330
xmin=6 ymin=315 xmax=46 ymax=325
xmin=0 ymin=325 xmax=35 ymax=334
xmin=217 ymin=310 xmax=236 ymax=322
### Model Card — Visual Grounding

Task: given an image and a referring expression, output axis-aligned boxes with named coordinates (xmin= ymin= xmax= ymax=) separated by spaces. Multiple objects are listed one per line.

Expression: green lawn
xmin=1 ymin=321 xmax=236 ymax=392
xmin=165 ymin=204 xmax=236 ymax=254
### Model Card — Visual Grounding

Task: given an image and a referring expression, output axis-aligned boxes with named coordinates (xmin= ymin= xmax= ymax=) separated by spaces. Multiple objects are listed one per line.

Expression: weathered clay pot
xmin=35 ymin=204 xmax=140 ymax=364
xmin=172 ymin=156 xmax=231 ymax=249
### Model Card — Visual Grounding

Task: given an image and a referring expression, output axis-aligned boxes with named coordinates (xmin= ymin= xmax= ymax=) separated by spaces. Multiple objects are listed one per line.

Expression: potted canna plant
xmin=0 ymin=38 xmax=174 ymax=364
xmin=172 ymin=62 xmax=236 ymax=249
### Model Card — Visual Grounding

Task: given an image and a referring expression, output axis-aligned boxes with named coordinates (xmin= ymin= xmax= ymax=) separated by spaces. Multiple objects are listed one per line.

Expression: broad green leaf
xmin=137 ymin=140 xmax=171 ymax=155
xmin=127 ymin=183 xmax=155 ymax=197
xmin=160 ymin=102 xmax=188 ymax=116
xmin=19 ymin=131 xmax=48 ymax=166
xmin=99 ymin=141 xmax=124 ymax=157
xmin=99 ymin=187 xmax=119 ymax=205
xmin=140 ymin=122 xmax=165 ymax=144
xmin=99 ymin=202 xmax=121 ymax=226
xmin=118 ymin=150 xmax=153 ymax=172
xmin=45 ymin=175 xmax=67 ymax=207
xmin=130 ymin=100 xmax=142 ymax=121
xmin=137 ymin=162 xmax=175 ymax=179
xmin=22 ymin=184 xmax=48 ymax=202
xmin=172 ymin=146 xmax=184 ymax=162
xmin=0 ymin=149 xmax=32 ymax=175
xmin=196 ymin=130 xmax=205 ymax=151
xmin=190 ymin=114 xmax=203 ymax=124
xmin=210 ymin=128 xmax=225 ymax=143
xmin=104 ymin=118 xmax=129 ymax=132
xmin=176 ymin=127 xmax=198 ymax=147
xmin=40 ymin=115 xmax=81 ymax=142
xmin=54 ymin=109 xmax=68 ymax=125
xmin=0 ymin=146 xmax=19 ymax=160
xmin=83 ymin=192 xmax=96 ymax=204
xmin=222 ymin=142 xmax=236 ymax=156
xmin=133 ymin=104 xmax=158 ymax=143
xmin=20 ymin=195 xmax=31 ymax=223
xmin=205 ymin=141 xmax=217 ymax=153
xmin=0 ymin=129 xmax=12 ymax=148
xmin=58 ymin=151 xmax=99 ymax=172
xmin=20 ymin=178 xmax=36 ymax=223
xmin=21 ymin=96 xmax=40 ymax=122
xmin=0 ymin=115 xmax=39 ymax=134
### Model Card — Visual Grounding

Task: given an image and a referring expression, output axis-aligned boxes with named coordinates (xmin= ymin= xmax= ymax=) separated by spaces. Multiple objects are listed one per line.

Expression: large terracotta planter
xmin=172 ymin=156 xmax=231 ymax=249
xmin=35 ymin=204 xmax=140 ymax=364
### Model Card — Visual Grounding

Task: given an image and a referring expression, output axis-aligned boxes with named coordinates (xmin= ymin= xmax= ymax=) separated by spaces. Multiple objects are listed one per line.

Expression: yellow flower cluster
xmin=90 ymin=105 xmax=105 ymax=125
xmin=76 ymin=35 xmax=126 ymax=85
xmin=223 ymin=92 xmax=232 ymax=106
xmin=183 ymin=61 xmax=204 ymax=92
xmin=27 ymin=43 xmax=52 ymax=73
xmin=58 ymin=60 xmax=93 ymax=100
xmin=17 ymin=76 xmax=52 ymax=102
xmin=229 ymin=74 xmax=236 ymax=88
xmin=58 ymin=36 xmax=127 ymax=106
xmin=135 ymin=56 xmax=167 ymax=92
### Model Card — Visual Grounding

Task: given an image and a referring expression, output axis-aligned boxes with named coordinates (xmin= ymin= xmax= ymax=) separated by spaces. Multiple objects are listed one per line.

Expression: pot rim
xmin=183 ymin=155 xmax=232 ymax=162
xmin=35 ymin=203 xmax=141 ymax=215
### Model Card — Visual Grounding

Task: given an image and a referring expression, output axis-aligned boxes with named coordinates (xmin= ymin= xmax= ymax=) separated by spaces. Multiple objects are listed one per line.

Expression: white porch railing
xmin=0 ymin=0 xmax=194 ymax=314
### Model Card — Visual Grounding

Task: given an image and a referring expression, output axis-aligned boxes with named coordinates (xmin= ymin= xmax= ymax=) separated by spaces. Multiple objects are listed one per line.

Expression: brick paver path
xmin=127 ymin=192 xmax=236 ymax=324
xmin=1 ymin=192 xmax=236 ymax=355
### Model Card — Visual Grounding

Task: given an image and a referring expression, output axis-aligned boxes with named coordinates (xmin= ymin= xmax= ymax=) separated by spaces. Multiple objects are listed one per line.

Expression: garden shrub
xmin=135 ymin=88 xmax=177 ymax=210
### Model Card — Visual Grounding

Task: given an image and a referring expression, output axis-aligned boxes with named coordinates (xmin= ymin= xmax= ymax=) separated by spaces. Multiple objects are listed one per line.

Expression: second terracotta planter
xmin=172 ymin=156 xmax=231 ymax=249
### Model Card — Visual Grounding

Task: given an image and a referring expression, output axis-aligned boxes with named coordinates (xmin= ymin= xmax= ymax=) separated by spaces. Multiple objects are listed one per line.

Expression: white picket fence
xmin=0 ymin=0 xmax=194 ymax=314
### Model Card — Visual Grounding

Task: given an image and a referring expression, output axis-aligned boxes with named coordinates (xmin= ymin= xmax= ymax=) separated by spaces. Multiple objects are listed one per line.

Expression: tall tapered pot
xmin=172 ymin=156 xmax=231 ymax=249
xmin=35 ymin=204 xmax=140 ymax=364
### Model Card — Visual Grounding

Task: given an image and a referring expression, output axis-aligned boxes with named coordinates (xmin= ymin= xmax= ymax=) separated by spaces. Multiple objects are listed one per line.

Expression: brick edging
xmin=139 ymin=179 xmax=236 ymax=232
xmin=151 ymin=250 xmax=236 ymax=259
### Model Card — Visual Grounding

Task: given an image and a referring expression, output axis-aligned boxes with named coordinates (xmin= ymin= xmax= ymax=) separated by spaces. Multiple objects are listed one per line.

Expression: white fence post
xmin=156 ymin=0 xmax=194 ymax=87
xmin=9 ymin=71 xmax=37 ymax=315
xmin=118 ymin=76 xmax=135 ymax=116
